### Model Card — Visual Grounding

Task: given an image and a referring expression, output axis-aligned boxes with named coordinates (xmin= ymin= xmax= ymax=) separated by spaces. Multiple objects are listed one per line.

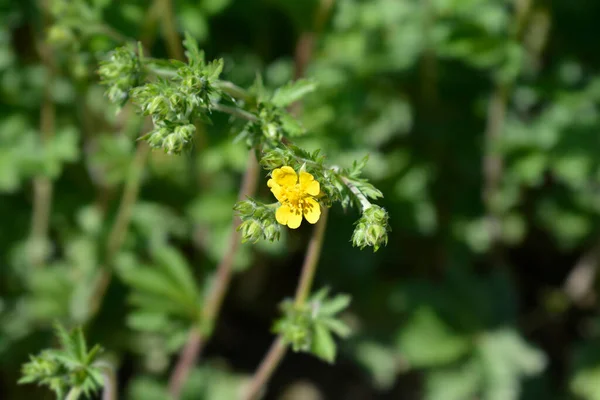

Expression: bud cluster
xmin=234 ymin=199 xmax=282 ymax=243
xmin=123 ymin=57 xmax=222 ymax=153
xmin=140 ymin=121 xmax=196 ymax=154
xmin=98 ymin=45 xmax=144 ymax=106
xmin=351 ymin=205 xmax=390 ymax=251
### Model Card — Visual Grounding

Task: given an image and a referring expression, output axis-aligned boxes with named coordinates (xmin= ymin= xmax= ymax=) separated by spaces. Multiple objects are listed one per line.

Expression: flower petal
xmin=272 ymin=166 xmax=298 ymax=187
xmin=303 ymin=197 xmax=321 ymax=224
xmin=287 ymin=209 xmax=303 ymax=229
xmin=267 ymin=179 xmax=285 ymax=202
xmin=275 ymin=204 xmax=292 ymax=226
xmin=299 ymin=171 xmax=320 ymax=196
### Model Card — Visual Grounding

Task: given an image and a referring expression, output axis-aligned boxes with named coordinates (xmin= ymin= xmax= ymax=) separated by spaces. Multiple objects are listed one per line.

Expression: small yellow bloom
xmin=267 ymin=166 xmax=321 ymax=229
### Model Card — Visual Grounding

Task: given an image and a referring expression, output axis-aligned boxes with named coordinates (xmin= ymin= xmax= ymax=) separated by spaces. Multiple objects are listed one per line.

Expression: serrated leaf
xmin=311 ymin=323 xmax=337 ymax=363
xmin=54 ymin=323 xmax=79 ymax=360
xmin=127 ymin=311 xmax=170 ymax=332
xmin=279 ymin=112 xmax=305 ymax=136
xmin=271 ymin=79 xmax=317 ymax=107
xmin=182 ymin=32 xmax=204 ymax=66
xmin=205 ymin=59 xmax=224 ymax=81
xmin=74 ymin=327 xmax=88 ymax=362
xmin=318 ymin=294 xmax=351 ymax=316
xmin=151 ymin=246 xmax=199 ymax=302
xmin=120 ymin=266 xmax=192 ymax=307
xmin=321 ymin=317 xmax=352 ymax=338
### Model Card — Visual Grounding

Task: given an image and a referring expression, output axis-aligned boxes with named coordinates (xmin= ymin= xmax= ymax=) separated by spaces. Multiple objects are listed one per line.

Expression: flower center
xmin=281 ymin=184 xmax=311 ymax=212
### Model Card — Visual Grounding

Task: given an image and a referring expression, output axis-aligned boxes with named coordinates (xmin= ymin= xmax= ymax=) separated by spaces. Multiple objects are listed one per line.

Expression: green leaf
xmin=127 ymin=311 xmax=170 ymax=333
xmin=205 ymin=59 xmax=224 ymax=82
xmin=128 ymin=293 xmax=195 ymax=318
xmin=182 ymin=32 xmax=204 ymax=65
xmin=271 ymin=79 xmax=318 ymax=107
xmin=425 ymin=360 xmax=481 ymax=400
xmin=318 ymin=294 xmax=351 ymax=316
xmin=151 ymin=246 xmax=199 ymax=302
xmin=201 ymin=0 xmax=231 ymax=15
xmin=321 ymin=317 xmax=352 ymax=338
xmin=310 ymin=323 xmax=337 ymax=363
xmin=397 ymin=307 xmax=471 ymax=368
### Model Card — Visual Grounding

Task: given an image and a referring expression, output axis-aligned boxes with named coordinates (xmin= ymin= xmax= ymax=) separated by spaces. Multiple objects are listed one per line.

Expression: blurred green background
xmin=3 ymin=0 xmax=600 ymax=399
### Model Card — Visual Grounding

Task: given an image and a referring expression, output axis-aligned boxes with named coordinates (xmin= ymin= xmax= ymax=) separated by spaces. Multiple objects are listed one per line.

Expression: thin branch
xmin=168 ymin=152 xmax=260 ymax=399
xmin=242 ymin=338 xmax=287 ymax=400
xmin=88 ymin=140 xmax=150 ymax=318
xmin=482 ymin=0 xmax=535 ymax=266
xmin=214 ymin=81 xmax=253 ymax=104
xmin=243 ymin=208 xmax=329 ymax=400
xmin=29 ymin=0 xmax=56 ymax=267
xmin=160 ymin=0 xmax=185 ymax=61
xmin=212 ymin=103 xmax=258 ymax=122
xmin=340 ymin=176 xmax=372 ymax=211
xmin=564 ymin=240 xmax=600 ymax=305
xmin=66 ymin=387 xmax=82 ymax=400
xmin=96 ymin=361 xmax=118 ymax=400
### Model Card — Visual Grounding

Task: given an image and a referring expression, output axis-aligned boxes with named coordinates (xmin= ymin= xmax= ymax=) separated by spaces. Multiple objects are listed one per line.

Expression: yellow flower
xmin=267 ymin=166 xmax=321 ymax=229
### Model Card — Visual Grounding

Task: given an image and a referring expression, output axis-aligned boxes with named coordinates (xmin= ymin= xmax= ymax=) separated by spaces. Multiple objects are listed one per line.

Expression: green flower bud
xmin=263 ymin=223 xmax=281 ymax=242
xmin=98 ymin=45 xmax=143 ymax=106
xmin=351 ymin=205 xmax=390 ymax=251
xmin=237 ymin=219 xmax=263 ymax=243
xmin=259 ymin=148 xmax=289 ymax=170
xmin=233 ymin=199 xmax=256 ymax=217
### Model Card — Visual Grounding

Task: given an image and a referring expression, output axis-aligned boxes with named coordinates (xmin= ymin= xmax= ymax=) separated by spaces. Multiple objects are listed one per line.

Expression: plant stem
xmin=214 ymin=81 xmax=253 ymax=103
xmin=212 ymin=103 xmax=258 ymax=122
xmin=168 ymin=151 xmax=260 ymax=399
xmin=106 ymin=142 xmax=149 ymax=262
xmin=294 ymin=208 xmax=329 ymax=306
xmin=88 ymin=140 xmax=149 ymax=318
xmin=160 ymin=0 xmax=185 ymax=61
xmin=340 ymin=176 xmax=372 ymax=211
xmin=29 ymin=0 xmax=56 ymax=268
xmin=243 ymin=208 xmax=329 ymax=400
xmin=96 ymin=362 xmax=118 ymax=400
xmin=482 ymin=0 xmax=534 ymax=267
xmin=243 ymin=337 xmax=287 ymax=400
xmin=66 ymin=387 xmax=82 ymax=400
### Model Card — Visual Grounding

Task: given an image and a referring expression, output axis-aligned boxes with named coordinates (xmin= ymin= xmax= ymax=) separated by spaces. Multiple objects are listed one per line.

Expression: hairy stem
xmin=340 ymin=176 xmax=372 ymax=211
xmin=214 ymin=81 xmax=253 ymax=104
xmin=212 ymin=103 xmax=258 ymax=122
xmin=168 ymin=152 xmax=260 ymax=399
xmin=244 ymin=208 xmax=329 ymax=400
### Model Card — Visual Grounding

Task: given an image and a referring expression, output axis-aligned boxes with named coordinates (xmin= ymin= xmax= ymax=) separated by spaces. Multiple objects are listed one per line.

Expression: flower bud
xmin=237 ymin=219 xmax=263 ymax=243
xmin=351 ymin=205 xmax=390 ymax=251
xmin=98 ymin=45 xmax=143 ymax=106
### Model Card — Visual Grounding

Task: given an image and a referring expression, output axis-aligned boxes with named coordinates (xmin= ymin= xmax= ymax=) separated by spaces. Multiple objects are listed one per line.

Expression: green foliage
xmin=19 ymin=324 xmax=104 ymax=399
xmin=3 ymin=0 xmax=600 ymax=399
xmin=117 ymin=246 xmax=203 ymax=337
xmin=273 ymin=288 xmax=351 ymax=363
